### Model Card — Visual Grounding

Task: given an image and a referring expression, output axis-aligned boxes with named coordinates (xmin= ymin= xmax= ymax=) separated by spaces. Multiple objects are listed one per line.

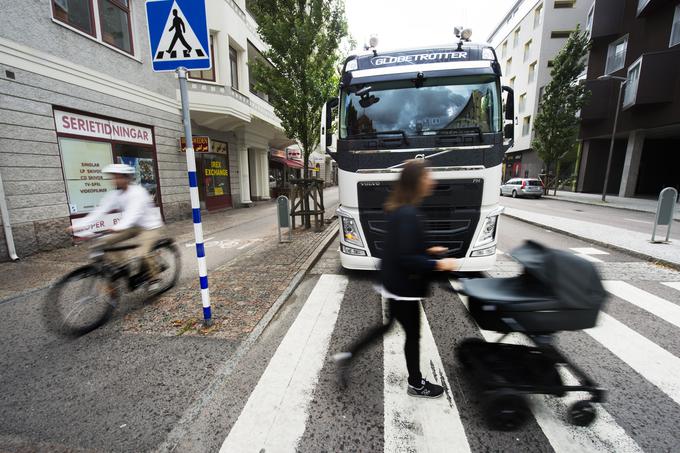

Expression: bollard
xmin=277 ymin=195 xmax=292 ymax=243
xmin=651 ymin=187 xmax=678 ymax=243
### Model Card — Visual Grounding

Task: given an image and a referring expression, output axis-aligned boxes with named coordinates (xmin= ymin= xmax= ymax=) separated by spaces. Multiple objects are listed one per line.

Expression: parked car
xmin=500 ymin=178 xmax=544 ymax=198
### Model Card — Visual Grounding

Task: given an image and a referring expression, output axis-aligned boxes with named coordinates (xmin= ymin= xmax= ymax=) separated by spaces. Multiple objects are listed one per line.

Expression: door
xmin=202 ymin=153 xmax=232 ymax=210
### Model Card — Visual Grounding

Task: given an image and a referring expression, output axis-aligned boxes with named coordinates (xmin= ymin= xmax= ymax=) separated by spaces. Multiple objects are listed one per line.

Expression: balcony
xmin=589 ymin=0 xmax=624 ymax=40
xmin=622 ymin=48 xmax=680 ymax=109
xmin=637 ymin=0 xmax=674 ymax=17
xmin=580 ymin=79 xmax=616 ymax=121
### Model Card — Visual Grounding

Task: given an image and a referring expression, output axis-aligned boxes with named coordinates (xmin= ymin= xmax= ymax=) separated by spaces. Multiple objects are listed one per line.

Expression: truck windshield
xmin=340 ymin=75 xmax=501 ymax=139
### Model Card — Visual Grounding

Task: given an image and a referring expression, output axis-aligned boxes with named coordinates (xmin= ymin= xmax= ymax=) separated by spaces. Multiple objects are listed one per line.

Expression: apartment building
xmin=488 ymin=0 xmax=590 ymax=181
xmin=0 ymin=0 xmax=292 ymax=260
xmin=577 ymin=0 xmax=680 ymax=197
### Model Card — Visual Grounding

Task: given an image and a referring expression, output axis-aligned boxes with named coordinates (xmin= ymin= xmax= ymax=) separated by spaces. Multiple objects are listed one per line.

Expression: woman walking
xmin=334 ymin=159 xmax=458 ymax=398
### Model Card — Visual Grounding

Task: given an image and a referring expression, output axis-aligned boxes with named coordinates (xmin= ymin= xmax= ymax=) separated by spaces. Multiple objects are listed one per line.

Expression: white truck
xmin=321 ymin=36 xmax=515 ymax=271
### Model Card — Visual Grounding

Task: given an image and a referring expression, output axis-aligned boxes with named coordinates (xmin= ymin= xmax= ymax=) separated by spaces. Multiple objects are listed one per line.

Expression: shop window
xmin=671 ymin=5 xmax=680 ymax=48
xmin=52 ymin=0 xmax=95 ymax=36
xmin=605 ymin=35 xmax=628 ymax=74
xmin=230 ymin=46 xmax=239 ymax=90
xmin=113 ymin=143 xmax=158 ymax=203
xmin=189 ymin=35 xmax=216 ymax=81
xmin=98 ymin=0 xmax=132 ymax=53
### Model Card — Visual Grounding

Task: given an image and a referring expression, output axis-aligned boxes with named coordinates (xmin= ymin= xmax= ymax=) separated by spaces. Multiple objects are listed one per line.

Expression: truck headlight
xmin=341 ymin=216 xmax=364 ymax=247
xmin=475 ymin=215 xmax=499 ymax=248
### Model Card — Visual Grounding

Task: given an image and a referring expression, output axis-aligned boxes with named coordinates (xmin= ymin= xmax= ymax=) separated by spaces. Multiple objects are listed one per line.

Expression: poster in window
xmin=117 ymin=156 xmax=157 ymax=198
xmin=59 ymin=138 xmax=114 ymax=213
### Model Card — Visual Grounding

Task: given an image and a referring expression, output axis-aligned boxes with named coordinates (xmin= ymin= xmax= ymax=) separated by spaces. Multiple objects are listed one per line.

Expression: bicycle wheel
xmin=147 ymin=240 xmax=181 ymax=297
xmin=44 ymin=265 xmax=117 ymax=336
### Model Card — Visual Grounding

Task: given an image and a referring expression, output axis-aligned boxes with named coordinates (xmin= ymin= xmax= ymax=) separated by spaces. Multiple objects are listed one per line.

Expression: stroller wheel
xmin=456 ymin=338 xmax=484 ymax=368
xmin=483 ymin=389 xmax=530 ymax=431
xmin=568 ymin=401 xmax=596 ymax=426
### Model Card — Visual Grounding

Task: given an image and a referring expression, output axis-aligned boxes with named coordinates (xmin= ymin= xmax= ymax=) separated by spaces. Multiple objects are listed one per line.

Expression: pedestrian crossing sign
xmin=145 ymin=0 xmax=212 ymax=72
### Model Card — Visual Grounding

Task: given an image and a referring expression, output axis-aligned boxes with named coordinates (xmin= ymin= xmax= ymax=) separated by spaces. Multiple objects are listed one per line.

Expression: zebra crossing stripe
xmin=603 ymin=281 xmax=680 ymax=329
xmin=383 ymin=299 xmax=471 ymax=453
xmin=450 ymin=280 xmax=643 ymax=453
xmin=219 ymin=274 xmax=348 ymax=453
xmin=587 ymin=312 xmax=680 ymax=406
xmin=661 ymin=282 xmax=680 ymax=292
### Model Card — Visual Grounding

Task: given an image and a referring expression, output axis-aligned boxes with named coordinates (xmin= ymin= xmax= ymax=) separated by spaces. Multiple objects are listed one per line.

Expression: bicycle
xmin=43 ymin=235 xmax=181 ymax=336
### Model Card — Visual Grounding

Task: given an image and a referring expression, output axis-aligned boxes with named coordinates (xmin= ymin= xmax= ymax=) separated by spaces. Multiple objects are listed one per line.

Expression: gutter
xmin=0 ymin=172 xmax=19 ymax=261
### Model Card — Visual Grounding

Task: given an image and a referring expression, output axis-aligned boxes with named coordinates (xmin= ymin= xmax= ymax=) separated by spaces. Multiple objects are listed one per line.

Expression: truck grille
xmin=357 ymin=179 xmax=483 ymax=259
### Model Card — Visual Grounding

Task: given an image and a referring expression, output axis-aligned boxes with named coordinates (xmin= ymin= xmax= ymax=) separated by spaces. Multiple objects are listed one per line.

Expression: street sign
xmin=145 ymin=0 xmax=212 ymax=72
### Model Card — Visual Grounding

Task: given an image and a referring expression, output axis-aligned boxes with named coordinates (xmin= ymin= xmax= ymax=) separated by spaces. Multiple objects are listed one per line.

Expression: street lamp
xmin=597 ymin=74 xmax=627 ymax=202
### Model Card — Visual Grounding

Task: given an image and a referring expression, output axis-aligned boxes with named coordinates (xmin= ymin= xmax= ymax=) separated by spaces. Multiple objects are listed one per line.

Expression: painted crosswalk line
xmin=451 ymin=280 xmax=643 ymax=453
xmin=661 ymin=282 xmax=680 ymax=293
xmin=586 ymin=312 xmax=680 ymax=406
xmin=383 ymin=298 xmax=471 ymax=453
xmin=219 ymin=274 xmax=348 ymax=453
xmin=604 ymin=281 xmax=680 ymax=329
xmin=570 ymin=247 xmax=609 ymax=263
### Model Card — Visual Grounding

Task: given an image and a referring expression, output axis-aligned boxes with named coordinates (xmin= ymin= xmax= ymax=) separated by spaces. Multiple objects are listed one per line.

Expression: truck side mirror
xmin=322 ymin=97 xmax=339 ymax=150
xmin=504 ymin=123 xmax=514 ymax=140
xmin=501 ymin=85 xmax=514 ymax=145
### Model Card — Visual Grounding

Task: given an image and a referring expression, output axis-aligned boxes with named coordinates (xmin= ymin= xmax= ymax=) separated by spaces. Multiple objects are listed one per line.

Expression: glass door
xmin=201 ymin=153 xmax=232 ymax=210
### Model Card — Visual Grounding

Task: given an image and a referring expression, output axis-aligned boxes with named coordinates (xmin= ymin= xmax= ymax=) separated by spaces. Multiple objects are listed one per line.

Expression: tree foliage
xmin=532 ymin=26 xmax=590 ymax=190
xmin=248 ymin=0 xmax=348 ymax=176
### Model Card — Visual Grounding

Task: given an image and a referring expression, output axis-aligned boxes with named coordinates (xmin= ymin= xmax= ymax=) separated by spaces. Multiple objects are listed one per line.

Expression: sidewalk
xmin=503 ymin=206 xmax=680 ymax=269
xmin=545 ymin=190 xmax=680 ymax=221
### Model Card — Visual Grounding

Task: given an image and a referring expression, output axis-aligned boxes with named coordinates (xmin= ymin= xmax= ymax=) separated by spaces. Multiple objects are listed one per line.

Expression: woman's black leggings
xmin=348 ymin=298 xmax=422 ymax=387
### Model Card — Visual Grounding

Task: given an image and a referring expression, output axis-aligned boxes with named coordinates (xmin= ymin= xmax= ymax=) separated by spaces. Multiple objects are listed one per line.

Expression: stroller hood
xmin=510 ymin=240 xmax=607 ymax=310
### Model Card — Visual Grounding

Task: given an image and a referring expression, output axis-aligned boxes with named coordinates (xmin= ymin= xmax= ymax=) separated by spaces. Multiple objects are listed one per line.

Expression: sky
xmin=344 ymin=0 xmax=511 ymax=52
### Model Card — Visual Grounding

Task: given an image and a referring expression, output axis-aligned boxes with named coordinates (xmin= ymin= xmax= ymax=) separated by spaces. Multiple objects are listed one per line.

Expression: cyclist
xmin=68 ymin=163 xmax=164 ymax=286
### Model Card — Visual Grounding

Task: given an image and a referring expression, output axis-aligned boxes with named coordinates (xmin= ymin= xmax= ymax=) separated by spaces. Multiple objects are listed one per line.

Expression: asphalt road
xmin=195 ymin=215 xmax=680 ymax=453
xmin=499 ymin=195 xmax=680 ymax=241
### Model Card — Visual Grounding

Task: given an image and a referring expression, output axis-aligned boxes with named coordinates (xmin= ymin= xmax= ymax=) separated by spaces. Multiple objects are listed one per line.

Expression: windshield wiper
xmin=348 ymin=130 xmax=410 ymax=144
xmin=435 ymin=126 xmax=484 ymax=141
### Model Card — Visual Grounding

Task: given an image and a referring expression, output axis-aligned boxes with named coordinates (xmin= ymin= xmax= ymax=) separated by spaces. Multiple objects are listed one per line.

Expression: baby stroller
xmin=454 ymin=240 xmax=608 ymax=431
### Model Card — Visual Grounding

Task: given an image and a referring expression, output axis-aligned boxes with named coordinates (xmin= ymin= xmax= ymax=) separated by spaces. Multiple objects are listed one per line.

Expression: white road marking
xmin=219 ymin=274 xmax=348 ymax=453
xmin=570 ymin=247 xmax=610 ymax=255
xmin=237 ymin=239 xmax=263 ymax=250
xmin=587 ymin=312 xmax=680 ymax=405
xmin=604 ymin=281 xmax=680 ymax=329
xmin=383 ymin=298 xmax=471 ymax=453
xmin=184 ymin=237 xmax=214 ymax=247
xmin=661 ymin=282 xmax=680 ymax=293
xmin=624 ymin=218 xmax=651 ymax=224
xmin=574 ymin=254 xmax=604 ymax=263
xmin=450 ymin=280 xmax=643 ymax=453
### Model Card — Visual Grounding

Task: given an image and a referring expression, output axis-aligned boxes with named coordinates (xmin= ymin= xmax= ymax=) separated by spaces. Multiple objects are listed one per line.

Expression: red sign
xmin=287 ymin=148 xmax=302 ymax=160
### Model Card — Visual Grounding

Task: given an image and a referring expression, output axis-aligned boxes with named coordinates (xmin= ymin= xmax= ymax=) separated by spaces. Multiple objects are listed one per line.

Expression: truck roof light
xmin=461 ymin=28 xmax=473 ymax=41
xmin=345 ymin=59 xmax=358 ymax=72
xmin=369 ymin=35 xmax=379 ymax=48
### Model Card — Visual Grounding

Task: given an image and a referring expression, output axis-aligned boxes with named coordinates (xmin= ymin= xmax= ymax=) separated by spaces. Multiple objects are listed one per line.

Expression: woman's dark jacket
xmin=380 ymin=205 xmax=436 ymax=298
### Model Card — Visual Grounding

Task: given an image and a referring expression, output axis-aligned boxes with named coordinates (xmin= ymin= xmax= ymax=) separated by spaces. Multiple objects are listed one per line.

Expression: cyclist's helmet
xmin=102 ymin=164 xmax=135 ymax=175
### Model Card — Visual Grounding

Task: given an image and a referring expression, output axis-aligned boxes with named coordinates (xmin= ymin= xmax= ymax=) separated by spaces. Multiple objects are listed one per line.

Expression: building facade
xmin=577 ymin=0 xmax=680 ymax=197
xmin=488 ymin=0 xmax=591 ymax=181
xmin=0 ymin=0 xmax=292 ymax=260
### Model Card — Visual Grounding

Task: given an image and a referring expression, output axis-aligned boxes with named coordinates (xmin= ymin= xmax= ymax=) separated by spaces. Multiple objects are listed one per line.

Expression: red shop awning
xmin=271 ymin=156 xmax=304 ymax=169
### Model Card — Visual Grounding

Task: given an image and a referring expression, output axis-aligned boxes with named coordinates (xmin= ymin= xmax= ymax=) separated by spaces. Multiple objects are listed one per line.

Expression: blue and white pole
xmin=177 ymin=67 xmax=211 ymax=326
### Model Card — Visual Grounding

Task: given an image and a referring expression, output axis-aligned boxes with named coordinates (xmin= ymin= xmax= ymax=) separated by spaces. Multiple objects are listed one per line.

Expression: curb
xmin=541 ymin=195 xmax=680 ymax=222
xmin=503 ymin=212 xmax=680 ymax=271
xmin=156 ymin=221 xmax=339 ymax=453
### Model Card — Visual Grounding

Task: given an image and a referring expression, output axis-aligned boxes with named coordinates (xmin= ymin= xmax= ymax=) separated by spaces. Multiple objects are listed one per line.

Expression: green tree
xmin=247 ymin=0 xmax=347 ymax=177
xmin=532 ymin=26 xmax=590 ymax=194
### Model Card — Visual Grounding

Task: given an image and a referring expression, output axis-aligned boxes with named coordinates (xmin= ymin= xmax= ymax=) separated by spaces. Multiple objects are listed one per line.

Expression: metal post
xmin=177 ymin=67 xmax=212 ymax=327
xmin=602 ymin=81 xmax=626 ymax=202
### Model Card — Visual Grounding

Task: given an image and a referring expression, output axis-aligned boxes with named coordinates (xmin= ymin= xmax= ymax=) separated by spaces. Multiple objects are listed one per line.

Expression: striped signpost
xmin=178 ymin=67 xmax=212 ymax=326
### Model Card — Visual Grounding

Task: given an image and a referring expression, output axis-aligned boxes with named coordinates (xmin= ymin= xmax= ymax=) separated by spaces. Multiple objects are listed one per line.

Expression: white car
xmin=500 ymin=178 xmax=544 ymax=198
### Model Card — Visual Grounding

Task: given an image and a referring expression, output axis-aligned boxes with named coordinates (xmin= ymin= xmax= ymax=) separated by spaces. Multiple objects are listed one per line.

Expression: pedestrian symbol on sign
xmin=145 ymin=0 xmax=212 ymax=72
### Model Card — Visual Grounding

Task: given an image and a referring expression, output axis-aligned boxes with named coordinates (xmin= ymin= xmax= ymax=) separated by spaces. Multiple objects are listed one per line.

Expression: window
xmin=671 ymin=5 xmax=680 ymax=47
xmin=513 ymin=28 xmax=521 ymax=47
xmin=547 ymin=60 xmax=554 ymax=67
xmin=248 ymin=41 xmax=272 ymax=102
xmin=522 ymin=116 xmax=531 ymax=135
xmin=52 ymin=0 xmax=95 ymax=35
xmin=509 ymin=76 xmax=516 ymax=88
xmin=523 ymin=39 xmax=532 ymax=62
xmin=551 ymin=30 xmax=573 ymax=38
xmin=623 ymin=58 xmax=641 ymax=107
xmin=230 ymin=46 xmax=239 ymax=89
xmin=637 ymin=0 xmax=651 ymax=14
xmin=519 ymin=93 xmax=527 ymax=112
xmin=189 ymin=35 xmax=216 ymax=81
xmin=554 ymin=0 xmax=575 ymax=8
xmin=501 ymin=41 xmax=508 ymax=58
xmin=52 ymin=0 xmax=135 ymax=55
xmin=98 ymin=0 xmax=132 ymax=53
xmin=506 ymin=57 xmax=513 ymax=75
xmin=528 ymin=61 xmax=537 ymax=83
xmin=586 ymin=5 xmax=595 ymax=36
xmin=538 ymin=86 xmax=546 ymax=105
xmin=605 ymin=35 xmax=628 ymax=74
xmin=534 ymin=4 xmax=543 ymax=28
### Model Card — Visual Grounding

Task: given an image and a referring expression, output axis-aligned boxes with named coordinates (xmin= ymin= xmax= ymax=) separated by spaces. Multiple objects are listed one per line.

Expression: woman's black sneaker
xmin=407 ymin=379 xmax=444 ymax=398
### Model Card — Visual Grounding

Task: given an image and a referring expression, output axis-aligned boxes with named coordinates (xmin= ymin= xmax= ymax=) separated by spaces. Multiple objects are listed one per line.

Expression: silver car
xmin=500 ymin=178 xmax=544 ymax=198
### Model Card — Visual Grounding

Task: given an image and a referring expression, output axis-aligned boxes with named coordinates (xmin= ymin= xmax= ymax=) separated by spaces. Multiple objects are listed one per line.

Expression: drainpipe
xmin=0 ymin=172 xmax=19 ymax=261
